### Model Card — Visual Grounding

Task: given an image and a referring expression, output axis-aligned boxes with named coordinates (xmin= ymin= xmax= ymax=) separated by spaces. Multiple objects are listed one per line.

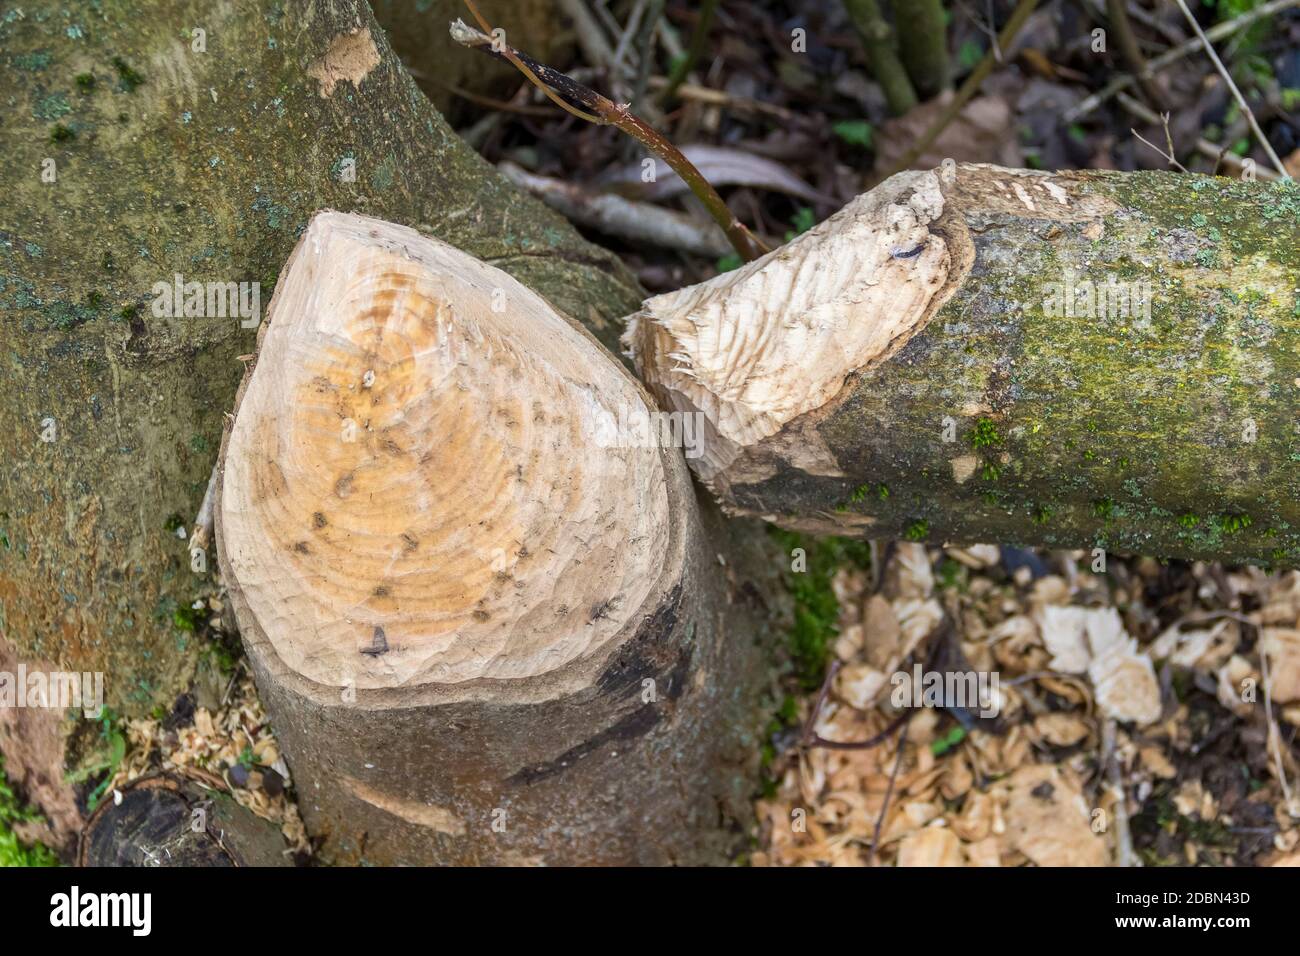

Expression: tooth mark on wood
xmin=362 ymin=626 xmax=388 ymax=656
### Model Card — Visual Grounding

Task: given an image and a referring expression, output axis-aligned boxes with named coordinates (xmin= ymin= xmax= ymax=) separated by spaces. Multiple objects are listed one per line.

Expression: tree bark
xmin=213 ymin=213 xmax=778 ymax=865
xmin=0 ymin=0 xmax=639 ymax=851
xmin=628 ymin=163 xmax=1300 ymax=567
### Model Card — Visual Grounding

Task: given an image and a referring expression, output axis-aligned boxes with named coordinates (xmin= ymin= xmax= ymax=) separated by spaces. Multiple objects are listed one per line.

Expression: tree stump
xmin=215 ymin=212 xmax=776 ymax=865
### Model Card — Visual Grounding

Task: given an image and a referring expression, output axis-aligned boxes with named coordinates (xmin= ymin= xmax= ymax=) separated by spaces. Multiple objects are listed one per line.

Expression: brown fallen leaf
xmin=1002 ymin=765 xmax=1108 ymax=866
xmin=897 ymin=826 xmax=964 ymax=867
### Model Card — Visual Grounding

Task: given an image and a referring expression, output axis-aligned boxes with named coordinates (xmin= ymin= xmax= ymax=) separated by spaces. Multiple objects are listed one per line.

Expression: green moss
xmin=74 ymin=72 xmax=95 ymax=93
xmin=1217 ymin=512 xmax=1252 ymax=534
xmin=66 ymin=710 xmax=128 ymax=813
xmin=111 ymin=55 xmax=144 ymax=92
xmin=34 ymin=92 xmax=70 ymax=120
xmin=969 ymin=417 xmax=1000 ymax=449
xmin=172 ymin=602 xmax=202 ymax=632
xmin=49 ymin=123 xmax=74 ymax=143
xmin=904 ymin=519 xmax=930 ymax=541
xmin=769 ymin=528 xmax=870 ymax=690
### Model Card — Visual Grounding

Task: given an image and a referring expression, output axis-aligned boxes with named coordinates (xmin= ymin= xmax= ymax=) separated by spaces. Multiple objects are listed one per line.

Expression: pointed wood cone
xmin=215 ymin=212 xmax=776 ymax=865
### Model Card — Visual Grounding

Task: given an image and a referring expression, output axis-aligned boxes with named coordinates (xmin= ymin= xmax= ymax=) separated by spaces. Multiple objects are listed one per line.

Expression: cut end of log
xmin=623 ymin=168 xmax=961 ymax=484
xmin=219 ymin=212 xmax=672 ymax=691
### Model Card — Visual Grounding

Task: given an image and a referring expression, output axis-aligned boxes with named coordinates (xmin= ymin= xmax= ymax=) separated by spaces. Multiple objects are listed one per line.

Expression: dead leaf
xmin=897 ymin=826 xmax=964 ymax=866
xmin=1002 ymin=765 xmax=1108 ymax=866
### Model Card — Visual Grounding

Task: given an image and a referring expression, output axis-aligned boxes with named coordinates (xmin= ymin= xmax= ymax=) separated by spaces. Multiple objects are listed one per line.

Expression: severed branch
xmin=449 ymin=16 xmax=769 ymax=261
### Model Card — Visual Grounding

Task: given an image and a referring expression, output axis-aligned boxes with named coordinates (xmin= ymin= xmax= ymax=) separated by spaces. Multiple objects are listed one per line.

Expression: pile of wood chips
xmin=109 ymin=598 xmax=309 ymax=857
xmin=755 ymin=544 xmax=1300 ymax=867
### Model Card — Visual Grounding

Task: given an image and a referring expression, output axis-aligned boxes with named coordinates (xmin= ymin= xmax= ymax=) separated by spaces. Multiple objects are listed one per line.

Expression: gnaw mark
xmin=361 ymin=626 xmax=388 ymax=657
xmin=890 ymin=241 xmax=926 ymax=259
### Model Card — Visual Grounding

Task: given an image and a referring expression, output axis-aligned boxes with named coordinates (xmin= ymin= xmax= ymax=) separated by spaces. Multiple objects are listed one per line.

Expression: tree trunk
xmin=0 ymin=0 xmax=639 ymax=852
xmin=628 ymin=163 xmax=1300 ymax=567
xmin=213 ymin=213 xmax=778 ymax=865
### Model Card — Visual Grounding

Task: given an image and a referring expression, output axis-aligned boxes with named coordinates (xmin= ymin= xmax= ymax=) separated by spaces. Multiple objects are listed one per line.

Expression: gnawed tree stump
xmin=627 ymin=163 xmax=1300 ymax=567
xmin=0 ymin=0 xmax=639 ymax=852
xmin=78 ymin=772 xmax=291 ymax=867
xmin=215 ymin=212 xmax=775 ymax=865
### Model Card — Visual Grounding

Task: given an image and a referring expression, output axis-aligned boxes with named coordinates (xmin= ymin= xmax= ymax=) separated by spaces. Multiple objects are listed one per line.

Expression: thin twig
xmin=555 ymin=0 xmax=616 ymax=73
xmin=801 ymin=659 xmax=843 ymax=747
xmin=868 ymin=721 xmax=909 ymax=863
xmin=1171 ymin=0 xmax=1289 ymax=178
xmin=1102 ymin=719 xmax=1137 ymax=867
xmin=878 ymin=0 xmax=1039 ymax=181
xmin=451 ymin=14 xmax=768 ymax=261
xmin=1118 ymin=91 xmax=1281 ymax=181
xmin=499 ymin=161 xmax=732 ymax=256
xmin=1130 ymin=114 xmax=1189 ymax=173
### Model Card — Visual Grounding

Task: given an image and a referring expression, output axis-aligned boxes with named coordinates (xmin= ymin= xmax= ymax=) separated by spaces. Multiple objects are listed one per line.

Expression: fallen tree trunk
xmin=214 ymin=213 xmax=777 ymax=865
xmin=0 ymin=0 xmax=639 ymax=852
xmin=628 ymin=163 xmax=1300 ymax=567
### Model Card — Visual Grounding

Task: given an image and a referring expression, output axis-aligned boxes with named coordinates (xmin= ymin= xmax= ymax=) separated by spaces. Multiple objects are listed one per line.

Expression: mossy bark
xmin=696 ymin=165 xmax=1300 ymax=568
xmin=0 ymin=0 xmax=639 ymax=851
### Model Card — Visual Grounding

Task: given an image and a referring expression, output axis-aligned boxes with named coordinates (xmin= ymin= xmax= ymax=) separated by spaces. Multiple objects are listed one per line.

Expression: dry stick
xmin=1065 ymin=0 xmax=1300 ymax=123
xmin=499 ymin=160 xmax=732 ymax=256
xmin=611 ymin=0 xmax=650 ymax=79
xmin=868 ymin=721 xmax=909 ymax=864
xmin=647 ymin=77 xmax=803 ymax=124
xmin=450 ymin=18 xmax=769 ymax=261
xmin=1101 ymin=719 xmax=1136 ymax=867
xmin=658 ymin=0 xmax=718 ymax=108
xmin=1172 ymin=0 xmax=1289 ymax=179
xmin=1129 ymin=112 xmax=1189 ymax=173
xmin=1118 ymin=90 xmax=1282 ymax=181
xmin=1105 ymin=0 xmax=1169 ymax=111
xmin=629 ymin=0 xmax=664 ymax=110
xmin=878 ymin=0 xmax=1039 ymax=181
